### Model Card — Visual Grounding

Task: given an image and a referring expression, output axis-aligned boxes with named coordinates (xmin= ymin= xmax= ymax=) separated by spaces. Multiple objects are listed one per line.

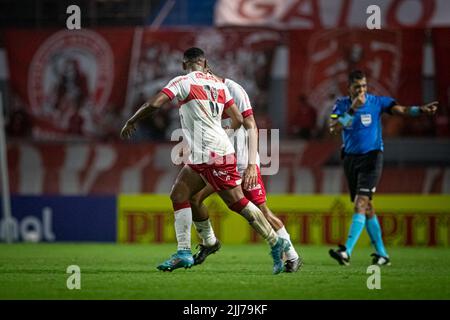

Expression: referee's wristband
xmin=408 ymin=106 xmax=422 ymax=117
xmin=337 ymin=112 xmax=354 ymax=127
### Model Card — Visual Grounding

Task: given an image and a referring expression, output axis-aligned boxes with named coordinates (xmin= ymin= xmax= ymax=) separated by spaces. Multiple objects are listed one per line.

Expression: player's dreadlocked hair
xmin=183 ymin=47 xmax=205 ymax=64
xmin=348 ymin=70 xmax=366 ymax=85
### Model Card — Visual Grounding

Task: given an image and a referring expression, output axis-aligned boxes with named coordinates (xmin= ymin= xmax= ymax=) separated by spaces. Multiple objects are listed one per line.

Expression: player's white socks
xmin=240 ymin=202 xmax=278 ymax=247
xmin=193 ymin=219 xmax=217 ymax=247
xmin=276 ymin=226 xmax=299 ymax=261
xmin=174 ymin=207 xmax=192 ymax=251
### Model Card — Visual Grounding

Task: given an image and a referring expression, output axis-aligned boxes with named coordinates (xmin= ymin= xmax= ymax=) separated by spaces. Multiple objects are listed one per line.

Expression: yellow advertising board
xmin=117 ymin=195 xmax=450 ymax=247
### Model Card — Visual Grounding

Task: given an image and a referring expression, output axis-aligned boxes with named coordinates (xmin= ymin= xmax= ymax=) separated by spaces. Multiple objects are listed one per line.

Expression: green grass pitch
xmin=0 ymin=243 xmax=449 ymax=300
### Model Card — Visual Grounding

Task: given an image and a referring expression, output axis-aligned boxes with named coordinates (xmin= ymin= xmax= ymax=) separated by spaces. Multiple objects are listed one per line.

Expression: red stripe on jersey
xmin=242 ymin=109 xmax=253 ymax=118
xmin=222 ymin=107 xmax=252 ymax=119
xmin=224 ymin=98 xmax=235 ymax=110
xmin=217 ymin=89 xmax=225 ymax=104
xmin=161 ymin=88 xmax=175 ymax=100
xmin=190 ymin=84 xmax=209 ymax=100
xmin=178 ymin=85 xmax=228 ymax=109
xmin=179 ymin=84 xmax=207 ymax=105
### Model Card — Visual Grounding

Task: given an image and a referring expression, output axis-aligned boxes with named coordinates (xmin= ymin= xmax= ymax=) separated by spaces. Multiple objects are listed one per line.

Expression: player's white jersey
xmin=221 ymin=78 xmax=260 ymax=174
xmin=162 ymin=71 xmax=235 ymax=164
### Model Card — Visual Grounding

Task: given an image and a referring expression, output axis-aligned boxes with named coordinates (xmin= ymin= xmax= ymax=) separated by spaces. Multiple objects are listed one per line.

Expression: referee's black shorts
xmin=343 ymin=150 xmax=383 ymax=202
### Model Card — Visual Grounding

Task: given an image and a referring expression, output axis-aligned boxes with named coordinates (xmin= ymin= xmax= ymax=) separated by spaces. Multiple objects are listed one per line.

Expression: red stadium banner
xmin=432 ymin=28 xmax=450 ymax=136
xmin=4 ymin=28 xmax=134 ymax=140
xmin=6 ymin=142 xmax=449 ymax=195
xmin=432 ymin=28 xmax=450 ymax=108
xmin=215 ymin=0 xmax=450 ymax=29
xmin=287 ymin=29 xmax=424 ymax=136
xmin=124 ymin=28 xmax=284 ymax=128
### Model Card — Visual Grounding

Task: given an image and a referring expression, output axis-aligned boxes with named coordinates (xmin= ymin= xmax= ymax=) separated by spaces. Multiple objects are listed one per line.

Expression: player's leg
xmin=157 ymin=165 xmax=206 ymax=271
xmin=344 ymin=151 xmax=383 ymax=258
xmin=329 ymin=154 xmax=365 ymax=265
xmin=366 ymin=200 xmax=390 ymax=265
xmin=258 ymin=203 xmax=302 ymax=272
xmin=242 ymin=167 xmax=301 ymax=272
xmin=344 ymin=194 xmax=369 ymax=256
xmin=218 ymin=185 xmax=290 ymax=274
xmin=198 ymin=154 xmax=289 ymax=274
xmin=218 ymin=185 xmax=278 ymax=246
xmin=190 ymin=184 xmax=221 ymax=265
xmin=191 ymin=184 xmax=217 ymax=246
xmin=363 ymin=152 xmax=390 ymax=265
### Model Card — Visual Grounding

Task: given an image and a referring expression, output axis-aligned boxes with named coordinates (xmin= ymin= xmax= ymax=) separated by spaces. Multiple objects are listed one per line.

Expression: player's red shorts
xmin=242 ymin=165 xmax=267 ymax=206
xmin=188 ymin=154 xmax=242 ymax=191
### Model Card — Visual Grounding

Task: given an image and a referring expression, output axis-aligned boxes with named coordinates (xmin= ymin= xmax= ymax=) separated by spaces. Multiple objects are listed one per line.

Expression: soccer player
xmin=120 ymin=48 xmax=291 ymax=274
xmin=189 ymin=66 xmax=302 ymax=273
xmin=328 ymin=70 xmax=438 ymax=266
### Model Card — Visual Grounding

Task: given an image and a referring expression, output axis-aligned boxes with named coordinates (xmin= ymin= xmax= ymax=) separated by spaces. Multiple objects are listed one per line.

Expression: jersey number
xmin=203 ymin=85 xmax=219 ymax=117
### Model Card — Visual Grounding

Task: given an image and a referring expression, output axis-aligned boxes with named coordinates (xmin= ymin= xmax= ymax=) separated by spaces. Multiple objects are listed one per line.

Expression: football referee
xmin=328 ymin=70 xmax=438 ymax=266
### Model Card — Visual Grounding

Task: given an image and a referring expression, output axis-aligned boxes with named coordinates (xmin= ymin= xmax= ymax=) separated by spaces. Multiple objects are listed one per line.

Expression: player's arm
xmin=389 ymin=101 xmax=438 ymax=117
xmin=224 ymin=103 xmax=243 ymax=130
xmin=242 ymin=115 xmax=258 ymax=190
xmin=328 ymin=95 xmax=364 ymax=135
xmin=120 ymin=92 xmax=169 ymax=139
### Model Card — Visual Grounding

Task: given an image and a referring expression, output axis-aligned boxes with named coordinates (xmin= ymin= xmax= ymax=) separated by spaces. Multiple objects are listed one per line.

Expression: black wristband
xmin=347 ymin=108 xmax=355 ymax=116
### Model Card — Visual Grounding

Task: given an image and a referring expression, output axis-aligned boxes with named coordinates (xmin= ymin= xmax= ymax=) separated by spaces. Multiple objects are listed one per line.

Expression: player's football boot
xmin=156 ymin=250 xmax=194 ymax=272
xmin=270 ymin=237 xmax=291 ymax=274
xmin=371 ymin=253 xmax=391 ymax=266
xmin=284 ymin=256 xmax=304 ymax=273
xmin=192 ymin=240 xmax=221 ymax=265
xmin=329 ymin=244 xmax=350 ymax=266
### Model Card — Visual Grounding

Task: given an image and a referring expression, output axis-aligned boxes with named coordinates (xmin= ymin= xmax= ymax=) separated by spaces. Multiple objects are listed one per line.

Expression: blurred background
xmin=0 ymin=0 xmax=449 ymax=246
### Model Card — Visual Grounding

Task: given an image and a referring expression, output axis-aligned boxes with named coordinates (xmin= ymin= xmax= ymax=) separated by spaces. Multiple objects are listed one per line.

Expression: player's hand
xmin=420 ymin=101 xmax=438 ymax=115
xmin=329 ymin=119 xmax=342 ymax=136
xmin=120 ymin=121 xmax=136 ymax=139
xmin=243 ymin=164 xmax=258 ymax=190
xmin=351 ymin=93 xmax=366 ymax=110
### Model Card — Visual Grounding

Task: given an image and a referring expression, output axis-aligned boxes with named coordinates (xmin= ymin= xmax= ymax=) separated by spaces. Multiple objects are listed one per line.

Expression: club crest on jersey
xmin=361 ymin=114 xmax=372 ymax=127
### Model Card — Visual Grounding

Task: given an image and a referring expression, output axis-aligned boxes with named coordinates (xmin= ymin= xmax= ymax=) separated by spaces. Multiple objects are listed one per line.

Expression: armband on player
xmin=408 ymin=106 xmax=421 ymax=117
xmin=337 ymin=113 xmax=354 ymax=127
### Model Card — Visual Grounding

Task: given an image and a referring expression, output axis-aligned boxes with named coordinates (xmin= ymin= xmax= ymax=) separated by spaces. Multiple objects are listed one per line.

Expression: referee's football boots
xmin=192 ymin=240 xmax=221 ymax=265
xmin=329 ymin=244 xmax=350 ymax=266
xmin=371 ymin=253 xmax=391 ymax=266
xmin=156 ymin=250 xmax=194 ymax=272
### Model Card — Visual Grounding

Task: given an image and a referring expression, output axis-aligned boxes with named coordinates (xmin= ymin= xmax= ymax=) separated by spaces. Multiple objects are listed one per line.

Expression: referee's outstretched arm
xmin=389 ymin=101 xmax=439 ymax=116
